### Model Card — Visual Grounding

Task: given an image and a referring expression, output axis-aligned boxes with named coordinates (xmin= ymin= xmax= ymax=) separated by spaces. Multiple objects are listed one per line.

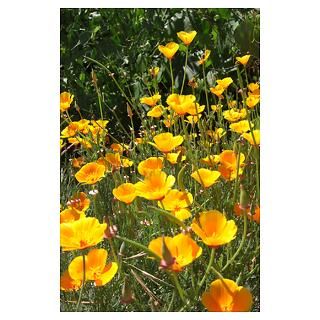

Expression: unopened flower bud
xmin=160 ymin=236 xmax=175 ymax=269
xmin=239 ymin=184 xmax=250 ymax=211
xmin=104 ymin=224 xmax=118 ymax=239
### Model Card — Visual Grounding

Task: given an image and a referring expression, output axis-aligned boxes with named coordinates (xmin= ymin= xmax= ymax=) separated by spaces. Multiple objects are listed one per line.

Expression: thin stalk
xmin=75 ymin=253 xmax=86 ymax=312
xmin=169 ymin=272 xmax=187 ymax=304
xmin=202 ymin=62 xmax=210 ymax=114
xmin=232 ymin=142 xmax=242 ymax=205
xmin=180 ymin=47 xmax=188 ymax=94
xmin=197 ymin=248 xmax=215 ymax=293
xmin=222 ymin=212 xmax=247 ymax=271
xmin=169 ymin=59 xmax=174 ymax=94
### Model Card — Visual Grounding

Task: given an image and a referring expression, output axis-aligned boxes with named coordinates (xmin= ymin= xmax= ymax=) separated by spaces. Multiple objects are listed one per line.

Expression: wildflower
xmin=138 ymin=157 xmax=163 ymax=176
xmin=206 ymin=128 xmax=226 ymax=142
xmin=60 ymin=92 xmax=74 ymax=112
xmin=71 ymin=156 xmax=85 ymax=168
xmin=163 ymin=115 xmax=175 ymax=128
xmin=112 ymin=183 xmax=137 ymax=204
xmin=229 ymin=120 xmax=253 ymax=134
xmin=60 ymin=270 xmax=82 ymax=291
xmin=228 ymin=100 xmax=237 ymax=108
xmin=60 ymin=122 xmax=79 ymax=138
xmin=148 ymin=234 xmax=202 ymax=272
xmin=60 ymin=217 xmax=107 ymax=251
xmin=236 ymin=54 xmax=251 ymax=66
xmin=223 ymin=108 xmax=247 ymax=122
xmin=74 ymin=162 xmax=105 ymax=185
xmin=210 ymin=84 xmax=224 ymax=98
xmin=60 ymin=139 xmax=65 ymax=150
xmin=91 ymin=119 xmax=109 ymax=129
xmin=165 ymin=151 xmax=186 ymax=164
xmin=187 ymin=103 xmax=205 ymax=116
xmin=135 ymin=171 xmax=175 ymax=200
xmin=110 ymin=143 xmax=125 ymax=154
xmin=218 ymin=150 xmax=245 ymax=181
xmin=234 ymin=203 xmax=260 ymax=224
xmin=147 ymin=105 xmax=164 ymax=118
xmin=105 ymin=153 xmax=133 ymax=170
xmin=68 ymin=248 xmax=118 ymax=287
xmin=211 ymin=104 xmax=223 ymax=113
xmin=198 ymin=49 xmax=211 ymax=65
xmin=140 ymin=93 xmax=161 ymax=107
xmin=149 ymin=66 xmax=160 ymax=78
xmin=248 ymin=83 xmax=260 ymax=96
xmin=186 ymin=114 xmax=202 ymax=125
xmin=191 ymin=168 xmax=220 ymax=188
xmin=202 ymin=279 xmax=253 ymax=311
xmin=67 ymin=192 xmax=90 ymax=213
xmin=158 ymin=42 xmax=179 ymax=60
xmin=191 ymin=210 xmax=237 ymax=247
xmin=166 ymin=94 xmax=196 ymax=115
xmin=158 ymin=189 xmax=193 ymax=221
xmin=150 ymin=132 xmax=184 ymax=153
xmin=216 ymin=77 xmax=233 ymax=89
xmin=201 ymin=155 xmax=220 ymax=167
xmin=60 ymin=208 xmax=85 ymax=224
xmin=242 ymin=130 xmax=260 ymax=146
xmin=246 ymin=95 xmax=260 ymax=109
xmin=177 ymin=31 xmax=197 ymax=46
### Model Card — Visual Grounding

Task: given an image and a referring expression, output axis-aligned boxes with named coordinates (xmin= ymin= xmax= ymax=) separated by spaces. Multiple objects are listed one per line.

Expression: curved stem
xmin=202 ymin=62 xmax=210 ymax=114
xmin=169 ymin=59 xmax=174 ymax=94
xmin=75 ymin=253 xmax=86 ymax=312
xmin=180 ymin=47 xmax=188 ymax=94
xmin=222 ymin=212 xmax=247 ymax=271
xmin=169 ymin=272 xmax=187 ymax=304
xmin=197 ymin=248 xmax=215 ymax=292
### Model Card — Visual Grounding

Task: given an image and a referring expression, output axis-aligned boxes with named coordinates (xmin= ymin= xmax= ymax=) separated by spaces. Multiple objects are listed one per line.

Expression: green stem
xmin=115 ymin=235 xmax=161 ymax=260
xmin=169 ymin=59 xmax=174 ymax=94
xmin=75 ymin=253 xmax=86 ymax=312
xmin=222 ymin=212 xmax=247 ymax=271
xmin=197 ymin=248 xmax=215 ymax=292
xmin=202 ymin=62 xmax=210 ymax=114
xmin=180 ymin=47 xmax=188 ymax=94
xmin=232 ymin=142 xmax=241 ymax=205
xmin=170 ymin=272 xmax=187 ymax=304
xmin=108 ymin=238 xmax=119 ymax=265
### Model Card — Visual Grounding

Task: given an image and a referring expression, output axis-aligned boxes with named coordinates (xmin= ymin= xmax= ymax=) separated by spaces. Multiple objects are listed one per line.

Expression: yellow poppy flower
xmin=218 ymin=150 xmax=245 ymax=181
xmin=151 ymin=132 xmax=184 ymax=153
xmin=77 ymin=119 xmax=91 ymax=134
xmin=242 ymin=130 xmax=260 ymax=145
xmin=60 ymin=208 xmax=85 ymax=224
xmin=91 ymin=119 xmax=109 ymax=129
xmin=202 ymin=279 xmax=252 ymax=312
xmin=158 ymin=42 xmax=179 ymax=60
xmin=61 ymin=122 xmax=79 ymax=138
xmin=210 ymin=84 xmax=224 ymax=97
xmin=198 ymin=49 xmax=211 ymax=65
xmin=206 ymin=128 xmax=226 ymax=141
xmin=201 ymin=155 xmax=220 ymax=167
xmin=216 ymin=77 xmax=233 ymax=89
xmin=135 ymin=171 xmax=175 ymax=200
xmin=187 ymin=103 xmax=205 ymax=116
xmin=185 ymin=114 xmax=202 ymax=125
xmin=234 ymin=203 xmax=260 ymax=224
xmin=67 ymin=192 xmax=90 ymax=213
xmin=223 ymin=108 xmax=247 ymax=122
xmin=60 ymin=139 xmax=65 ymax=150
xmin=177 ymin=30 xmax=197 ymax=46
xmin=121 ymin=157 xmax=134 ymax=168
xmin=112 ymin=183 xmax=137 ymax=204
xmin=230 ymin=120 xmax=253 ymax=134
xmin=191 ymin=168 xmax=221 ymax=188
xmin=210 ymin=104 xmax=222 ymax=113
xmin=163 ymin=115 xmax=175 ymax=128
xmin=191 ymin=210 xmax=237 ymax=247
xmin=248 ymin=83 xmax=260 ymax=95
xmin=149 ymin=66 xmax=160 ymax=77
xmin=246 ymin=95 xmax=260 ymax=109
xmin=165 ymin=151 xmax=186 ymax=164
xmin=166 ymin=94 xmax=196 ymax=115
xmin=138 ymin=157 xmax=164 ymax=176
xmin=60 ymin=270 xmax=82 ymax=291
xmin=60 ymin=92 xmax=74 ymax=112
xmin=158 ymin=189 xmax=193 ymax=221
xmin=148 ymin=234 xmax=202 ymax=272
xmin=71 ymin=156 xmax=85 ymax=168
xmin=147 ymin=105 xmax=164 ymax=118
xmin=68 ymin=248 xmax=118 ymax=287
xmin=228 ymin=100 xmax=237 ymax=108
xmin=60 ymin=217 xmax=107 ymax=251
xmin=140 ymin=93 xmax=161 ymax=107
xmin=110 ymin=143 xmax=125 ymax=154
xmin=75 ymin=162 xmax=105 ymax=185
xmin=236 ymin=54 xmax=251 ymax=66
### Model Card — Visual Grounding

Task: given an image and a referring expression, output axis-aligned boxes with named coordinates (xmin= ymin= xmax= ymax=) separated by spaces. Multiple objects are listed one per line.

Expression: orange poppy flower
xmin=74 ymin=162 xmax=105 ymax=185
xmin=177 ymin=31 xmax=197 ymax=46
xmin=166 ymin=94 xmax=196 ymax=115
xmin=230 ymin=120 xmax=253 ymax=134
xmin=218 ymin=150 xmax=245 ymax=181
xmin=191 ymin=210 xmax=237 ymax=247
xmin=151 ymin=132 xmax=184 ymax=153
xmin=67 ymin=192 xmax=90 ymax=213
xmin=71 ymin=157 xmax=86 ymax=168
xmin=148 ymin=233 xmax=202 ymax=272
xmin=138 ymin=157 xmax=164 ymax=176
xmin=60 ymin=270 xmax=82 ymax=291
xmin=60 ymin=122 xmax=79 ymax=138
xmin=242 ymin=130 xmax=260 ymax=146
xmin=60 ymin=92 xmax=74 ymax=112
xmin=202 ymin=278 xmax=253 ymax=311
xmin=158 ymin=189 xmax=193 ymax=221
xmin=248 ymin=83 xmax=260 ymax=96
xmin=147 ymin=105 xmax=164 ymax=118
xmin=246 ymin=95 xmax=260 ymax=109
xmin=223 ymin=108 xmax=247 ymax=122
xmin=191 ymin=168 xmax=221 ymax=188
xmin=158 ymin=42 xmax=179 ymax=60
xmin=112 ymin=183 xmax=137 ymax=204
xmin=210 ymin=84 xmax=224 ymax=98
xmin=234 ymin=203 xmax=260 ymax=224
xmin=68 ymin=248 xmax=118 ymax=287
xmin=216 ymin=77 xmax=233 ymax=89
xmin=135 ymin=170 xmax=175 ymax=201
xmin=60 ymin=217 xmax=107 ymax=251
xmin=165 ymin=151 xmax=186 ymax=164
xmin=60 ymin=208 xmax=85 ymax=224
